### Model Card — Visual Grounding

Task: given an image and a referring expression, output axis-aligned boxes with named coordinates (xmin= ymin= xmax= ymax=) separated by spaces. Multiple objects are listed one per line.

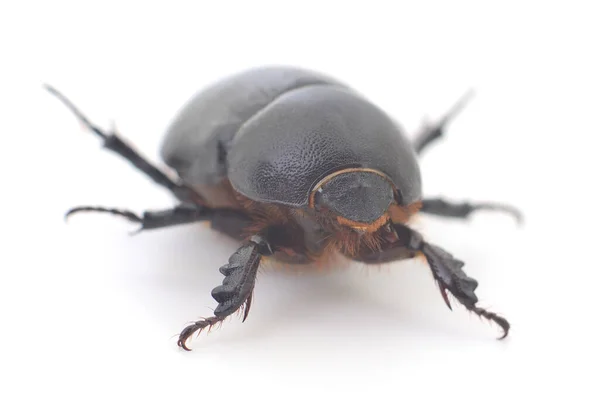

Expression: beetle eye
xmin=394 ymin=190 xmax=403 ymax=205
xmin=313 ymin=190 xmax=324 ymax=211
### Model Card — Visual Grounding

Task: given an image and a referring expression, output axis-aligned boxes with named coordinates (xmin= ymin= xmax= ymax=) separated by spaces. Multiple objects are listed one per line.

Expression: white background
xmin=2 ymin=1 xmax=599 ymax=399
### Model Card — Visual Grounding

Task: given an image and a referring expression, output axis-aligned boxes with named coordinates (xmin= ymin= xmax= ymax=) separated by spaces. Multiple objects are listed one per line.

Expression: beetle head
xmin=311 ymin=169 xmax=395 ymax=232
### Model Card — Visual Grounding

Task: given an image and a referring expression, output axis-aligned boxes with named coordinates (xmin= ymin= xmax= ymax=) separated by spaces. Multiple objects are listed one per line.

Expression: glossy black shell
xmin=160 ymin=66 xmax=422 ymax=207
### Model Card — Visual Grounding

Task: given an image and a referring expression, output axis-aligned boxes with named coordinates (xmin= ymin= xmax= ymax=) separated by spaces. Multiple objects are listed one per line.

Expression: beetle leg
xmin=413 ymin=90 xmax=474 ymax=155
xmin=356 ymin=224 xmax=509 ymax=339
xmin=178 ymin=235 xmax=273 ymax=351
xmin=398 ymin=224 xmax=510 ymax=339
xmin=44 ymin=85 xmax=203 ymax=204
xmin=421 ymin=197 xmax=523 ymax=225
xmin=65 ymin=204 xmax=250 ymax=235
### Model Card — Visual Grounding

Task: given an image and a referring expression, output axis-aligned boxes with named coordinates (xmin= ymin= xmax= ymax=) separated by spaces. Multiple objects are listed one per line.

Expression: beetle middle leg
xmin=65 ymin=203 xmax=251 ymax=238
xmin=412 ymin=92 xmax=523 ymax=223
xmin=177 ymin=235 xmax=273 ymax=351
xmin=355 ymin=223 xmax=510 ymax=339
xmin=45 ymin=85 xmax=202 ymax=204
xmin=420 ymin=197 xmax=523 ymax=224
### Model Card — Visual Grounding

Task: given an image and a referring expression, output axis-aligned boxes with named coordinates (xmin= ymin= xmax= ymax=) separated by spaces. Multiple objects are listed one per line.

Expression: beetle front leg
xmin=398 ymin=224 xmax=510 ymax=339
xmin=356 ymin=224 xmax=510 ymax=339
xmin=45 ymin=85 xmax=203 ymax=204
xmin=421 ymin=197 xmax=523 ymax=224
xmin=177 ymin=235 xmax=273 ymax=351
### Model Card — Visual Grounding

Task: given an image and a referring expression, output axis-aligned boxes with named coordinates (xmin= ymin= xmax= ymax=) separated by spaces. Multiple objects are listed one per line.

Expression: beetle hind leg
xmin=44 ymin=85 xmax=203 ymax=204
xmin=413 ymin=90 xmax=474 ymax=155
xmin=178 ymin=235 xmax=272 ymax=351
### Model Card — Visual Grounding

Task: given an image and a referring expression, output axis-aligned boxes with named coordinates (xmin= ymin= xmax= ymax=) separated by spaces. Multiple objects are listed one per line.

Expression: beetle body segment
xmin=160 ymin=66 xmax=422 ymax=212
xmin=160 ymin=66 xmax=346 ymax=187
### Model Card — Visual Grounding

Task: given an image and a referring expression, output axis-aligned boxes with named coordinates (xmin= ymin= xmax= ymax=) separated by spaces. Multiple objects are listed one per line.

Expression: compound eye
xmin=394 ymin=190 xmax=404 ymax=205
xmin=313 ymin=188 xmax=324 ymax=211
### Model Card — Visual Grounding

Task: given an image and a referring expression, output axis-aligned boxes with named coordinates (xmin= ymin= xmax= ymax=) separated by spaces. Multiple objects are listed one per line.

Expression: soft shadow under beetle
xmin=46 ymin=66 xmax=521 ymax=350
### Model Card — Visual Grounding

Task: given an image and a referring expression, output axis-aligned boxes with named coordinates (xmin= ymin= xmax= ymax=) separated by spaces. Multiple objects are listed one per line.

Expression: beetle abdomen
xmin=228 ymin=84 xmax=422 ymax=207
xmin=160 ymin=66 xmax=347 ymax=186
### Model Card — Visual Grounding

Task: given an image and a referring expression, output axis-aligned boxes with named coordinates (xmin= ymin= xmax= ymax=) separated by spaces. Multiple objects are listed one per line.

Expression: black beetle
xmin=46 ymin=66 xmax=521 ymax=350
